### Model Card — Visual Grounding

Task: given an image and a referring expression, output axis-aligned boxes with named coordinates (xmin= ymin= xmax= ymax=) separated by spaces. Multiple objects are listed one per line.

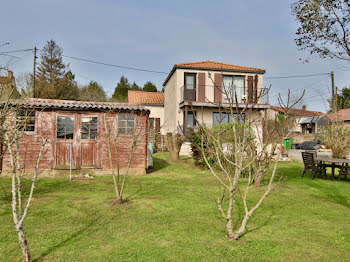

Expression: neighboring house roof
xmin=270 ymin=106 xmax=324 ymax=117
xmin=299 ymin=115 xmax=328 ymax=124
xmin=327 ymin=108 xmax=350 ymax=122
xmin=4 ymin=98 xmax=150 ymax=113
xmin=163 ymin=60 xmax=266 ymax=86
xmin=128 ymin=90 xmax=164 ymax=105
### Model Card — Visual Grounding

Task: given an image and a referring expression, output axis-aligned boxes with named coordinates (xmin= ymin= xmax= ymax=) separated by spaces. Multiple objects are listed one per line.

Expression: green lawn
xmin=1 ymin=153 xmax=350 ymax=261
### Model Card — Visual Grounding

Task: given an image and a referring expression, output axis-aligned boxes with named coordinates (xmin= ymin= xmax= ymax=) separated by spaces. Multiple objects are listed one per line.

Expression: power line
xmin=0 ymin=48 xmax=34 ymax=54
xmin=62 ymin=54 xmax=169 ymax=75
xmin=265 ymin=72 xmax=330 ymax=79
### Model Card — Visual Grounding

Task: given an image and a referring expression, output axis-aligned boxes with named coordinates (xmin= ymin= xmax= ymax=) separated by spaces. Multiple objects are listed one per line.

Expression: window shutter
xmin=254 ymin=75 xmax=258 ymax=103
xmin=247 ymin=76 xmax=254 ymax=103
xmin=155 ymin=118 xmax=160 ymax=133
xmin=214 ymin=73 xmax=222 ymax=103
xmin=198 ymin=73 xmax=206 ymax=102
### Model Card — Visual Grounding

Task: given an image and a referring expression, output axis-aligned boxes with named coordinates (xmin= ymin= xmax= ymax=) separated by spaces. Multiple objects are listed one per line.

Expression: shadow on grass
xmin=146 ymin=156 xmax=169 ymax=174
xmin=34 ymin=216 xmax=100 ymax=262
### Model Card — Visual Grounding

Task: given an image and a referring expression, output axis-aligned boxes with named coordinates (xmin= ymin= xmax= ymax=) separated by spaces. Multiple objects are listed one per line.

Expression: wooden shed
xmin=1 ymin=98 xmax=149 ymax=176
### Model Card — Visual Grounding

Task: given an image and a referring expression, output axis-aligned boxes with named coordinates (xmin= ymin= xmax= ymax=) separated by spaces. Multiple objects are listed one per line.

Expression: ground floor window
xmin=81 ymin=117 xmax=98 ymax=139
xmin=213 ymin=112 xmax=245 ymax=125
xmin=17 ymin=110 xmax=35 ymax=132
xmin=187 ymin=112 xmax=196 ymax=128
xmin=57 ymin=116 xmax=74 ymax=139
xmin=118 ymin=113 xmax=135 ymax=134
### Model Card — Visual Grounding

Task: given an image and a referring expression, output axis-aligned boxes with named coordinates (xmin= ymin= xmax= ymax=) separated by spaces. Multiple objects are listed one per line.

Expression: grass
xmin=0 ymin=153 xmax=350 ymax=261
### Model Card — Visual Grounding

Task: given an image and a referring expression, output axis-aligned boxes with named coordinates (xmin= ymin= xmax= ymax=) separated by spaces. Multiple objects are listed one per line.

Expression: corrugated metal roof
xmin=5 ymin=98 xmax=150 ymax=113
xmin=299 ymin=115 xmax=327 ymax=124
xmin=128 ymin=90 xmax=164 ymax=104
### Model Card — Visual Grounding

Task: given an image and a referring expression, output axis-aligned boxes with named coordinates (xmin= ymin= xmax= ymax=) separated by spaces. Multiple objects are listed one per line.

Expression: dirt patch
xmin=33 ymin=196 xmax=52 ymax=202
xmin=147 ymin=196 xmax=162 ymax=200
xmin=67 ymin=197 xmax=89 ymax=201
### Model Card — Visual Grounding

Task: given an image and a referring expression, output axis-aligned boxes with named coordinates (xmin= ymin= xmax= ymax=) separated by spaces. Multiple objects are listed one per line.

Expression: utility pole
xmin=33 ymin=47 xmax=37 ymax=98
xmin=331 ymin=71 xmax=335 ymax=112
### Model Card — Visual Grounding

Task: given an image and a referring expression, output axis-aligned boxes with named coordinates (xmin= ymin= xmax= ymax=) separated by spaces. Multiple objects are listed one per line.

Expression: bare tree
xmin=192 ymin=75 xmax=302 ymax=240
xmin=166 ymin=133 xmax=185 ymax=162
xmin=103 ymin=112 xmax=145 ymax=204
xmin=3 ymin=107 xmax=47 ymax=262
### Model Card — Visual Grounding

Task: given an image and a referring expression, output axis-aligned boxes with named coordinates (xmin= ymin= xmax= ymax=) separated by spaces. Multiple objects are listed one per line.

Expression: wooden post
xmin=33 ymin=47 xmax=37 ymax=98
xmin=331 ymin=71 xmax=335 ymax=112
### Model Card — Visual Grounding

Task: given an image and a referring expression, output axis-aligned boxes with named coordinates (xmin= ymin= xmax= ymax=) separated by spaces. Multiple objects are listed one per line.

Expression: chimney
xmin=302 ymin=105 xmax=306 ymax=111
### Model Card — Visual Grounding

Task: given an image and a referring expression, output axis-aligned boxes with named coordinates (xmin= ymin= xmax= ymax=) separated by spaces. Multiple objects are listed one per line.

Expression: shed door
xmin=80 ymin=116 xmax=98 ymax=168
xmin=55 ymin=114 xmax=77 ymax=169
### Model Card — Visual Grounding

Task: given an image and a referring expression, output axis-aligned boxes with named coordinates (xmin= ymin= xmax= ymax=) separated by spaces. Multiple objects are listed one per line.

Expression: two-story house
xmin=163 ymin=61 xmax=269 ymax=155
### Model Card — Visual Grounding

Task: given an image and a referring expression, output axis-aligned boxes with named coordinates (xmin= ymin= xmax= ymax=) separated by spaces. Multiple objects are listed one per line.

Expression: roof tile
xmin=128 ymin=91 xmax=164 ymax=104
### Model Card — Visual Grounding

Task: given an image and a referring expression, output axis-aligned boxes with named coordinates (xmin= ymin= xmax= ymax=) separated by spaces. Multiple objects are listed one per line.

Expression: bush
xmin=319 ymin=123 xmax=350 ymax=159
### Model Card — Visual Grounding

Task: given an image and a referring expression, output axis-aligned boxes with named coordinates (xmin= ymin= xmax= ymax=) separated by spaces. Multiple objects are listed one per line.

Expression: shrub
xmin=319 ymin=123 xmax=350 ymax=159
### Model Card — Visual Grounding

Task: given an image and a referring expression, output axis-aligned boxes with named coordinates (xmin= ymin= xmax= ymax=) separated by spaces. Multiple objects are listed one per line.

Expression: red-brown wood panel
xmin=214 ymin=73 xmax=222 ymax=103
xmin=198 ymin=73 xmax=206 ymax=102
xmin=55 ymin=142 xmax=75 ymax=169
xmin=81 ymin=142 xmax=96 ymax=167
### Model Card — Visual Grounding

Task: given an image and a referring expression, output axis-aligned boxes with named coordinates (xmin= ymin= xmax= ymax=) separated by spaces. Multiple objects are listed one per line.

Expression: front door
xmin=55 ymin=113 xmax=99 ymax=169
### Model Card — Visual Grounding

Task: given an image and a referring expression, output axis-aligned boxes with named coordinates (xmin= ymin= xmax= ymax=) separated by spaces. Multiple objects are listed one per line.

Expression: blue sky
xmin=2 ymin=0 xmax=350 ymax=112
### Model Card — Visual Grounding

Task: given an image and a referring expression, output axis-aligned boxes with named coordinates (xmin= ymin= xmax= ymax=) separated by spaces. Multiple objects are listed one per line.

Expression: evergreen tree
xmin=112 ymin=76 xmax=130 ymax=102
xmin=131 ymin=81 xmax=141 ymax=91
xmin=80 ymin=81 xmax=107 ymax=101
xmin=142 ymin=81 xmax=157 ymax=92
xmin=36 ymin=39 xmax=70 ymax=99
xmin=56 ymin=70 xmax=80 ymax=100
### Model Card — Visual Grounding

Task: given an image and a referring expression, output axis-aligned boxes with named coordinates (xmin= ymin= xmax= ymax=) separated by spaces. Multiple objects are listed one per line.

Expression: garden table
xmin=315 ymin=157 xmax=350 ymax=180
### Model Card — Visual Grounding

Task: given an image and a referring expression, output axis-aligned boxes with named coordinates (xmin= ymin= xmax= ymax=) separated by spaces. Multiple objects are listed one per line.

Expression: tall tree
xmin=292 ymin=0 xmax=350 ymax=62
xmin=130 ymin=81 xmax=141 ymax=91
xmin=335 ymin=87 xmax=350 ymax=110
xmin=56 ymin=70 xmax=80 ymax=100
xmin=142 ymin=81 xmax=157 ymax=92
xmin=112 ymin=76 xmax=130 ymax=102
xmin=36 ymin=39 xmax=69 ymax=99
xmin=80 ymin=81 xmax=107 ymax=101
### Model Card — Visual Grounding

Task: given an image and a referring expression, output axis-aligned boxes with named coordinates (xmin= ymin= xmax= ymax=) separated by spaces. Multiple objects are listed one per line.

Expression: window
xmin=213 ymin=112 xmax=245 ymax=126
xmin=187 ymin=112 xmax=196 ymax=128
xmin=148 ymin=118 xmax=154 ymax=129
xmin=185 ymin=73 xmax=196 ymax=90
xmin=81 ymin=117 xmax=98 ymax=139
xmin=17 ymin=110 xmax=35 ymax=132
xmin=57 ymin=116 xmax=74 ymax=139
xmin=118 ymin=113 xmax=135 ymax=134
xmin=222 ymin=75 xmax=245 ymax=103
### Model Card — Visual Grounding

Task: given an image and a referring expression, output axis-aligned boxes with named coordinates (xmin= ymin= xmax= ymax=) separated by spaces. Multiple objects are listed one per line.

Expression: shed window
xmin=118 ymin=113 xmax=135 ymax=134
xmin=17 ymin=110 xmax=35 ymax=132
xmin=81 ymin=117 xmax=98 ymax=139
xmin=57 ymin=116 xmax=74 ymax=139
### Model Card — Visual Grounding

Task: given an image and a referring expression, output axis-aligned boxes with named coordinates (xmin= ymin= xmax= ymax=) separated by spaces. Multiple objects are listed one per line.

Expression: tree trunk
xmin=232 ymin=213 xmax=250 ymax=240
xmin=254 ymin=175 xmax=262 ymax=187
xmin=166 ymin=133 xmax=184 ymax=162
xmin=16 ymin=226 xmax=31 ymax=262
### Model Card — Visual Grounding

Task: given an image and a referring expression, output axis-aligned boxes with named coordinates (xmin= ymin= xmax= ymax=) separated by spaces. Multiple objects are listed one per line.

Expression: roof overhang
xmin=163 ymin=65 xmax=266 ymax=86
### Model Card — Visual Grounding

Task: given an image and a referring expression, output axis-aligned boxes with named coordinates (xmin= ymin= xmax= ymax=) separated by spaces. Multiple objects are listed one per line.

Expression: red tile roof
xmin=128 ymin=90 xmax=164 ymax=104
xmin=163 ymin=60 xmax=265 ymax=86
xmin=271 ymin=106 xmax=324 ymax=117
xmin=176 ymin=61 xmax=265 ymax=73
xmin=327 ymin=108 xmax=350 ymax=122
xmin=4 ymin=98 xmax=150 ymax=113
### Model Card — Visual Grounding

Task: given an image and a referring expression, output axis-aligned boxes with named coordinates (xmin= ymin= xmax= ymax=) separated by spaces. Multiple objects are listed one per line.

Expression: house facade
xmin=128 ymin=90 xmax=164 ymax=134
xmin=163 ymin=61 xmax=269 ymax=155
xmin=1 ymin=98 xmax=149 ymax=176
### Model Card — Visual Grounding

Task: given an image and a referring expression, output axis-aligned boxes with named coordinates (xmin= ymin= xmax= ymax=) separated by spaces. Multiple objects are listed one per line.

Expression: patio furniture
xmin=301 ymin=151 xmax=325 ymax=179
xmin=338 ymin=164 xmax=350 ymax=181
xmin=314 ymin=157 xmax=350 ymax=180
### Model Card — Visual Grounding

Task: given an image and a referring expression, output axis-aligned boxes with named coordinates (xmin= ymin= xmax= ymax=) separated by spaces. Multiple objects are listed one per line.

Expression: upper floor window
xmin=222 ymin=75 xmax=245 ymax=103
xmin=213 ymin=112 xmax=245 ymax=126
xmin=185 ymin=73 xmax=196 ymax=90
xmin=57 ymin=116 xmax=74 ymax=139
xmin=149 ymin=118 xmax=154 ymax=129
xmin=81 ymin=117 xmax=98 ymax=139
xmin=17 ymin=110 xmax=35 ymax=132
xmin=118 ymin=113 xmax=135 ymax=134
